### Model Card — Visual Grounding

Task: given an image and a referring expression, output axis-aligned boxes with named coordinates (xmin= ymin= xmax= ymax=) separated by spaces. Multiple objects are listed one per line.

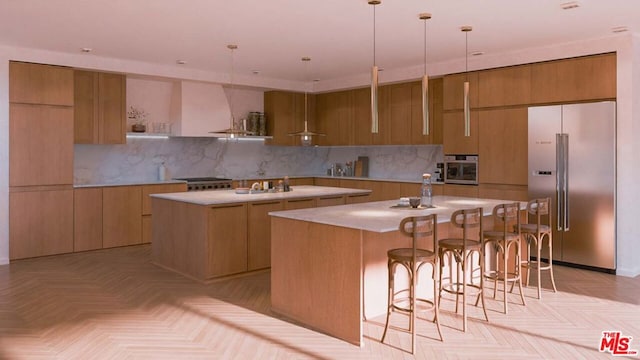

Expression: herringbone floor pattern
xmin=1 ymin=245 xmax=638 ymax=359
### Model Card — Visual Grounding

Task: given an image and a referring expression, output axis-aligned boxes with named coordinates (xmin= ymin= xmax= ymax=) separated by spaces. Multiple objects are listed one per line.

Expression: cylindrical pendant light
xmin=369 ymin=0 xmax=380 ymax=134
xmin=461 ymin=26 xmax=472 ymax=137
xmin=419 ymin=13 xmax=431 ymax=136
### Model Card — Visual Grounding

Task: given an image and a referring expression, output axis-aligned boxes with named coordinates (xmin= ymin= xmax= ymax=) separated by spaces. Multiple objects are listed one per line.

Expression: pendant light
xmin=288 ymin=57 xmax=325 ymax=146
xmin=461 ymin=26 xmax=472 ymax=137
xmin=419 ymin=13 xmax=431 ymax=136
xmin=369 ymin=0 xmax=380 ymax=134
xmin=210 ymin=44 xmax=252 ymax=138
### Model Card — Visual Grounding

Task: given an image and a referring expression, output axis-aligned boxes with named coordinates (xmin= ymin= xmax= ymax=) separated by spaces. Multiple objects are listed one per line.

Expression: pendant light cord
xmin=465 ymin=30 xmax=468 ymax=81
xmin=373 ymin=5 xmax=376 ymax=66
xmin=423 ymin=18 xmax=427 ymax=74
xmin=228 ymin=45 xmax=236 ymax=130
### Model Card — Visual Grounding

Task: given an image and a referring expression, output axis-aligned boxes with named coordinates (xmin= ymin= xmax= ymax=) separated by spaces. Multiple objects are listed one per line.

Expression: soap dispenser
xmin=158 ymin=162 xmax=166 ymax=181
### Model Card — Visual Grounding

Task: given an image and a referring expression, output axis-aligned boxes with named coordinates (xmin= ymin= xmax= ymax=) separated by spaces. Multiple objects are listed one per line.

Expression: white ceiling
xmin=1 ymin=0 xmax=638 ymax=88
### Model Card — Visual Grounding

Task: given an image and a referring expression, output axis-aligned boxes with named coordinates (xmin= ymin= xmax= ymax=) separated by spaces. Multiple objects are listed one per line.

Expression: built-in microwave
xmin=444 ymin=155 xmax=478 ymax=185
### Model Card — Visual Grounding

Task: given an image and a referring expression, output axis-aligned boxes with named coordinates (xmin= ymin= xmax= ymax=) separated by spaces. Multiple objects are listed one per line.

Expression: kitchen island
xmin=150 ymin=185 xmax=371 ymax=282
xmin=269 ymin=196 xmax=527 ymax=346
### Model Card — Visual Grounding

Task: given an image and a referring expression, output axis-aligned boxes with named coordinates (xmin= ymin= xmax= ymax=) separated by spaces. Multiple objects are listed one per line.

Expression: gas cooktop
xmin=173 ymin=177 xmax=233 ymax=191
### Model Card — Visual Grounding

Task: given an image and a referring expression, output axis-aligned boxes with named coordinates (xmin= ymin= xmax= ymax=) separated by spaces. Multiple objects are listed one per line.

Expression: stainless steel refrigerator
xmin=528 ymin=101 xmax=616 ymax=271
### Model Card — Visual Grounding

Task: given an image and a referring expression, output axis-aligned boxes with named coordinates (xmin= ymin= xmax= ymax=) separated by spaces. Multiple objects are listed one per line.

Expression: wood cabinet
xmin=316 ymin=90 xmax=352 ymax=146
xmin=285 ymin=197 xmax=317 ymax=210
xmin=208 ymin=203 xmax=248 ymax=277
xmin=411 ymin=78 xmax=444 ymax=145
xmin=530 ymin=53 xmax=616 ymax=104
xmin=74 ymin=187 xmax=103 ymax=252
xmin=141 ymin=183 xmax=187 ymax=244
xmin=478 ymin=184 xmax=528 ymax=201
xmin=351 ymin=87 xmax=372 ymax=145
xmin=442 ymin=110 xmax=479 ymax=154
xmin=314 ymin=178 xmax=341 ymax=187
xmin=74 ymin=70 xmax=126 ymax=144
xmin=247 ymin=200 xmax=284 ymax=271
xmin=316 ymin=195 xmax=346 ymax=207
xmin=9 ymin=104 xmax=74 ymax=186
xmin=398 ymin=182 xmax=444 ymax=198
xmin=386 ymin=83 xmax=412 ymax=145
xmin=478 ymin=66 xmax=531 ymax=108
xmin=9 ymin=189 xmax=74 ymax=260
xmin=339 ymin=179 xmax=400 ymax=201
xmin=265 ymin=91 xmax=316 ymax=146
xmin=9 ymin=62 xmax=73 ymax=106
xmin=443 ymin=72 xmax=479 ymax=111
xmin=102 ymin=186 xmax=142 ymax=248
xmin=478 ymin=107 xmax=528 ymax=185
xmin=443 ymin=184 xmax=479 ymax=198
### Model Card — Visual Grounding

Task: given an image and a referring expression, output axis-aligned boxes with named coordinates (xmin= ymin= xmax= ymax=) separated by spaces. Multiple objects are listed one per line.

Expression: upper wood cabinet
xmin=386 ymin=83 xmax=412 ymax=145
xmin=530 ymin=53 xmax=616 ymax=104
xmin=9 ymin=104 xmax=74 ymax=186
xmin=316 ymin=90 xmax=352 ymax=146
xmin=478 ymin=66 xmax=531 ymax=107
xmin=9 ymin=62 xmax=73 ymax=106
xmin=265 ymin=91 xmax=316 ymax=146
xmin=478 ymin=107 xmax=528 ymax=185
xmin=74 ymin=70 xmax=126 ymax=144
xmin=9 ymin=188 xmax=74 ymax=260
xmin=443 ymin=72 xmax=479 ymax=111
xmin=351 ymin=87 xmax=372 ymax=146
xmin=442 ymin=110 xmax=479 ymax=154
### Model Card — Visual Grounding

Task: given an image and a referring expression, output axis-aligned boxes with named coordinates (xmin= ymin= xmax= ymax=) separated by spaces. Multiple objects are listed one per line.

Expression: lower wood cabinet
xmin=478 ymin=184 xmax=528 ymax=201
xmin=443 ymin=184 xmax=479 ymax=198
xmin=102 ymin=186 xmax=142 ymax=248
xmin=316 ymin=195 xmax=346 ymax=207
xmin=285 ymin=197 xmax=316 ymax=210
xmin=247 ymin=200 xmax=284 ymax=271
xmin=9 ymin=188 xmax=74 ymax=260
xmin=74 ymin=187 xmax=103 ymax=251
xmin=208 ymin=204 xmax=248 ymax=277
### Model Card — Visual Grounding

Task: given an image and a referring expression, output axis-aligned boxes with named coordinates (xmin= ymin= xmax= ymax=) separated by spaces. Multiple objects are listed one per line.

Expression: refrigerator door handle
xmin=556 ymin=133 xmax=563 ymax=231
xmin=563 ymin=134 xmax=570 ymax=231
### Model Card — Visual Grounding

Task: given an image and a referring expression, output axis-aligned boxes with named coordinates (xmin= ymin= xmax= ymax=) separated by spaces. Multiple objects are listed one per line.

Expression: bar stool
xmin=438 ymin=207 xmax=488 ymax=332
xmin=520 ymin=198 xmax=557 ymax=299
xmin=381 ymin=214 xmax=442 ymax=354
xmin=482 ymin=202 xmax=526 ymax=314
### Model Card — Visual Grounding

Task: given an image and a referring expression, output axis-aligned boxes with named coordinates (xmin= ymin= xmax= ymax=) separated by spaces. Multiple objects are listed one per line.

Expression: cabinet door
xmin=443 ymin=184 xmax=478 ymax=198
xmin=265 ymin=91 xmax=296 ymax=146
xmin=285 ymin=197 xmax=316 ymax=210
xmin=9 ymin=62 xmax=73 ymax=106
xmin=316 ymin=90 xmax=351 ymax=146
xmin=9 ymin=104 xmax=74 ymax=186
xmin=387 ymin=83 xmax=412 ymax=145
xmin=74 ymin=71 xmax=99 ymax=143
xmin=351 ymin=87 xmax=372 ymax=145
xmin=411 ymin=78 xmax=443 ymax=145
xmin=9 ymin=189 xmax=74 ymax=259
xmin=207 ymin=203 xmax=248 ymax=277
xmin=314 ymin=178 xmax=341 ymax=187
xmin=478 ymin=107 xmax=528 ymax=185
xmin=74 ymin=187 xmax=103 ymax=251
xmin=316 ymin=195 xmax=346 ymax=207
xmin=531 ymin=53 xmax=616 ymax=104
xmin=442 ymin=110 xmax=479 ymax=154
xmin=103 ymin=186 xmax=142 ymax=248
xmin=248 ymin=200 xmax=284 ymax=271
xmin=443 ymin=72 xmax=479 ymax=111
xmin=478 ymin=184 xmax=528 ymax=201
xmin=99 ymin=72 xmax=126 ymax=144
xmin=372 ymin=85 xmax=390 ymax=145
xmin=478 ymin=65 xmax=531 ymax=107
xmin=289 ymin=177 xmax=314 ymax=186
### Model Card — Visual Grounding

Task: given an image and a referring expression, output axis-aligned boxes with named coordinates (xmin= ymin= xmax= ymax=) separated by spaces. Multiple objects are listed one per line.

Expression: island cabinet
xmin=530 ymin=53 xmax=616 ymax=104
xmin=478 ymin=65 xmax=531 ymax=108
xmin=74 ymin=70 xmax=126 ymax=144
xmin=102 ymin=186 xmax=142 ymax=248
xmin=442 ymin=72 xmax=479 ymax=111
xmin=264 ymin=91 xmax=316 ymax=146
xmin=478 ymin=107 xmax=528 ymax=186
xmin=248 ymin=200 xmax=284 ymax=271
xmin=141 ymin=183 xmax=187 ymax=243
xmin=442 ymin=110 xmax=479 ymax=154
xmin=209 ymin=204 xmax=248 ymax=277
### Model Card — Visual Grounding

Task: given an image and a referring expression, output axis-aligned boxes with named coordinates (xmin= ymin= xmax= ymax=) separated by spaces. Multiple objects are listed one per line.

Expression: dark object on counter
xmin=283 ymin=176 xmax=291 ymax=192
xmin=131 ymin=124 xmax=146 ymax=132
xmin=357 ymin=156 xmax=369 ymax=177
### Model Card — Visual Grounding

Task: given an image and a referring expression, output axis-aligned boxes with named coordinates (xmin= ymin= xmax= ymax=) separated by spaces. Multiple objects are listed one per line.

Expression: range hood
xmin=170 ymin=80 xmax=232 ymax=137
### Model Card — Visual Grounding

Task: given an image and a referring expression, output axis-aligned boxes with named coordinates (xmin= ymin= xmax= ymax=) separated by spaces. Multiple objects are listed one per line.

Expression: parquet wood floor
xmin=1 ymin=245 xmax=639 ymax=359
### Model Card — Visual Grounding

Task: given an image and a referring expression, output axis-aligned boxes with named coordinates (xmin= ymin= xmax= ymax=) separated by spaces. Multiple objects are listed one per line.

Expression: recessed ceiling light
xmin=81 ymin=47 xmax=92 ymax=53
xmin=611 ymin=26 xmax=628 ymax=33
xmin=252 ymin=70 xmax=260 ymax=75
xmin=176 ymin=60 xmax=187 ymax=65
xmin=560 ymin=1 xmax=579 ymax=10
xmin=313 ymin=79 xmax=320 ymax=82
xmin=470 ymin=51 xmax=485 ymax=56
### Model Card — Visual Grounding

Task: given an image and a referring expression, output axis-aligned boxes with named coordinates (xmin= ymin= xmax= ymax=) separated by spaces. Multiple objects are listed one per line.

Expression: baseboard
xmin=0 ymin=257 xmax=9 ymax=266
xmin=615 ymin=266 xmax=640 ymax=278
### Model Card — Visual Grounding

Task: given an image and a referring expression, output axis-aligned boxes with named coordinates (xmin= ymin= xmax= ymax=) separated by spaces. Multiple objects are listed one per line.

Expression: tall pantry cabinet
xmin=8 ymin=62 xmax=75 ymax=260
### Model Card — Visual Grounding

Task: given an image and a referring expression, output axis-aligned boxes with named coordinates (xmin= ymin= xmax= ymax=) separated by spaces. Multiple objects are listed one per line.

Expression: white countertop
xmin=269 ymin=195 xmax=527 ymax=233
xmin=150 ymin=185 xmax=371 ymax=206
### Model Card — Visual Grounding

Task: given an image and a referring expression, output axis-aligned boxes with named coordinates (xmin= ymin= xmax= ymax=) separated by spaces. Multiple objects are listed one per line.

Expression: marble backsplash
xmin=74 ymin=138 xmax=443 ymax=184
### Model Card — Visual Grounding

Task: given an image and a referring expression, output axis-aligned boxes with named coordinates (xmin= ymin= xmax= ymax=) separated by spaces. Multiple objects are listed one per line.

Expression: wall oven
xmin=444 ymin=155 xmax=478 ymax=185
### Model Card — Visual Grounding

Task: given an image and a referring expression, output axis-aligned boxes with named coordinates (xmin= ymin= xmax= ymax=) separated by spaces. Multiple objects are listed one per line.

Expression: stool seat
xmin=388 ymin=248 xmax=436 ymax=263
xmin=483 ymin=231 xmax=520 ymax=241
xmin=438 ymin=238 xmax=481 ymax=251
